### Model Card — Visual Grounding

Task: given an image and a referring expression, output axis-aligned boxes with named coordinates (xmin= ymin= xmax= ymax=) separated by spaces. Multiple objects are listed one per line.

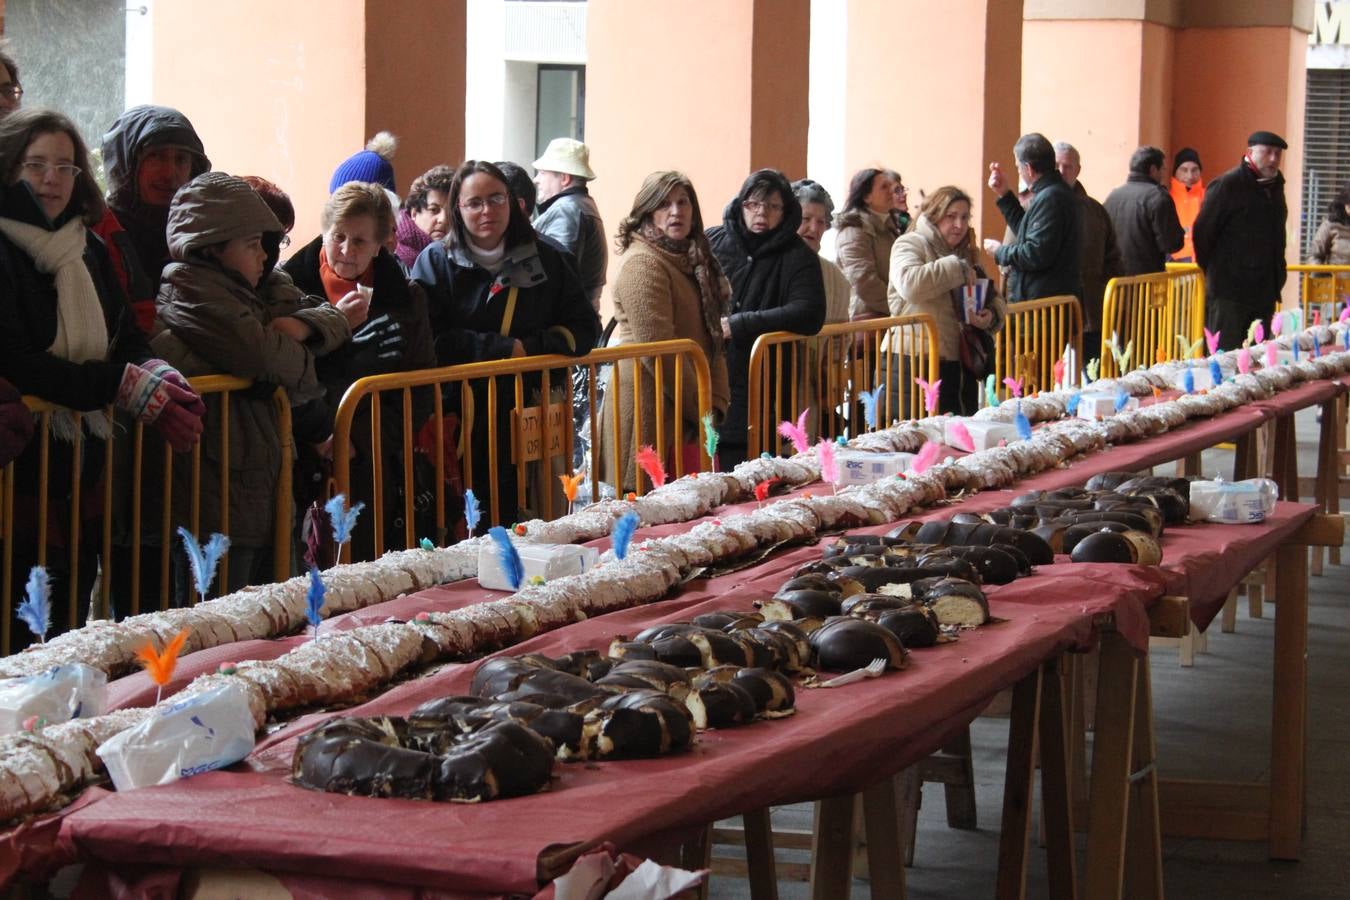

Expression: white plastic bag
xmin=0 ymin=663 xmax=107 ymax=735
xmin=96 ymin=682 xmax=256 ymax=791
xmin=1189 ymin=478 xmax=1278 ymax=524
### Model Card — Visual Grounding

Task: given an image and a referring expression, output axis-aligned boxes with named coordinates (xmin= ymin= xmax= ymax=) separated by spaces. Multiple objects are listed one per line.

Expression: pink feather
xmin=949 ymin=421 xmax=975 ymax=453
xmin=1001 ymin=376 xmax=1022 ymax=399
xmin=1314 ymin=309 xmax=1322 ymax=327
xmin=1271 ymin=313 xmax=1283 ymax=336
xmin=1340 ymin=304 xmax=1349 ymax=323
xmin=1204 ymin=328 xmax=1221 ymax=354
xmin=1265 ymin=343 xmax=1278 ymax=368
xmin=816 ymin=439 xmax=838 ymax=485
xmin=1052 ymin=359 xmax=1065 ymax=388
xmin=1237 ymin=347 xmax=1252 ymax=374
xmin=1253 ymin=320 xmax=1265 ymax=344
xmin=915 ymin=377 xmax=941 ymax=414
xmin=777 ymin=407 xmax=811 ymax=454
xmin=635 ymin=445 xmax=667 ymax=488
xmin=910 ymin=440 xmax=940 ymax=474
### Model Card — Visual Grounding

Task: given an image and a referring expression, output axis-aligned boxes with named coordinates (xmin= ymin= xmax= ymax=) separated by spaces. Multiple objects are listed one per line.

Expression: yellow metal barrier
xmin=745 ymin=315 xmax=940 ymax=457
xmin=1 ymin=376 xmax=292 ymax=655
xmin=331 ymin=340 xmax=713 ymax=558
xmin=993 ymin=296 xmax=1083 ymax=398
xmin=1290 ymin=264 xmax=1350 ymax=326
xmin=1099 ymin=270 xmax=1206 ymax=378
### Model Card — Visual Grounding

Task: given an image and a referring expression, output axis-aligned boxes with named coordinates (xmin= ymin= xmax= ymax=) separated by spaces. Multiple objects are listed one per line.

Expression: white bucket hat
xmin=532 ymin=138 xmax=597 ymax=181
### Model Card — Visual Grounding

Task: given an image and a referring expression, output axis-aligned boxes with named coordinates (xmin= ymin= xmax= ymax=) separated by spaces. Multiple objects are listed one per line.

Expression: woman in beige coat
xmin=599 ymin=172 xmax=731 ymax=492
xmin=835 ymin=168 xmax=903 ymax=319
xmin=888 ymin=185 xmax=1006 ymax=415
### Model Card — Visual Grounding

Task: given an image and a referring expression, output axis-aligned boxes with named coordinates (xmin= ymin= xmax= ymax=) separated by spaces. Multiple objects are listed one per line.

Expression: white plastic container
xmin=0 ymin=663 xmax=106 ymax=735
xmin=478 ymin=541 xmax=599 ymax=590
xmin=1188 ymin=478 xmax=1278 ymax=524
xmin=944 ymin=419 xmax=1018 ymax=451
xmin=835 ymin=451 xmax=915 ymax=485
xmin=1076 ymin=392 xmax=1139 ymax=420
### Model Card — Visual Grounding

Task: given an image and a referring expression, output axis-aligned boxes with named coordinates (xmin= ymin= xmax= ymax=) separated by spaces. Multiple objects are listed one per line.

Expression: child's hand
xmin=270 ymin=316 xmax=314 ymax=342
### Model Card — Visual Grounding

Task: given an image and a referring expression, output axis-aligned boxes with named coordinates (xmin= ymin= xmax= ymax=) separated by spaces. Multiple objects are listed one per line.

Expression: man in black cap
xmin=1192 ymin=131 xmax=1288 ymax=351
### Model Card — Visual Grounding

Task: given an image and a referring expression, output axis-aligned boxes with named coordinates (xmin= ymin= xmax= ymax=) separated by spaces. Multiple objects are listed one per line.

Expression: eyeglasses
xmin=742 ymin=200 xmax=784 ymax=214
xmin=279 ymin=235 xmax=292 ymax=249
xmin=0 ymin=84 xmax=21 ymax=101
xmin=459 ymin=193 xmax=508 ymax=213
xmin=19 ymin=160 xmax=81 ymax=179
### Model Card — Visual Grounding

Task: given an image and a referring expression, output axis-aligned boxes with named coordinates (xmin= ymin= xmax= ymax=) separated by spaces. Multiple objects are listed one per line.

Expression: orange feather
xmin=558 ymin=472 xmax=585 ymax=503
xmin=136 ymin=629 xmax=190 ymax=687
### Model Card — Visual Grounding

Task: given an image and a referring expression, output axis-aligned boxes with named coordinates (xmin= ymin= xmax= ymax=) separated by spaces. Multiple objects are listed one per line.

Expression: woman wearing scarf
xmin=0 ymin=108 xmax=203 ymax=640
xmin=600 ymin=172 xmax=731 ymax=492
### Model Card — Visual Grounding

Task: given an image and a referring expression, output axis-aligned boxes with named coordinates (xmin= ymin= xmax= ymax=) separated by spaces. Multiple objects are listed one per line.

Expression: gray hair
xmin=1053 ymin=141 xmax=1079 ymax=164
xmin=791 ymin=178 xmax=835 ymax=223
xmin=1014 ymin=133 xmax=1055 ymax=175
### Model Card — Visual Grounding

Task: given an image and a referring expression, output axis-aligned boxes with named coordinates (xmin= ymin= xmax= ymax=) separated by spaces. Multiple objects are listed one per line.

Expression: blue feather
xmin=1066 ymin=392 xmax=1081 ymax=416
xmin=420 ymin=537 xmax=435 ymax=551
xmin=1292 ymin=340 xmax=1300 ymax=362
xmin=1114 ymin=388 xmax=1130 ymax=413
xmin=1182 ymin=367 xmax=1194 ymax=394
xmin=859 ymin=385 xmax=884 ymax=430
xmin=1343 ymin=328 xmax=1348 ymax=351
xmin=1014 ymin=402 xmax=1032 ymax=441
xmin=488 ymin=526 xmax=524 ymax=591
xmin=463 ymin=489 xmax=482 ymax=535
xmin=1209 ymin=356 xmax=1223 ymax=386
xmin=16 ymin=565 xmax=50 ymax=643
xmin=177 ymin=527 xmax=229 ymax=600
xmin=612 ymin=511 xmax=640 ymax=561
xmin=325 ymin=494 xmax=364 ymax=546
xmin=306 ymin=565 xmax=325 ymax=631
xmin=1313 ymin=339 xmax=1322 ymax=358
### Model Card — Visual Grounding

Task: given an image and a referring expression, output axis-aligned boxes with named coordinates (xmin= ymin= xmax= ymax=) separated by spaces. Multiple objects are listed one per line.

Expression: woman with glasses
xmin=706 ymin=168 xmax=826 ymax=468
xmin=0 ymin=109 xmax=204 ymax=641
xmin=412 ymin=160 xmax=598 ymax=527
xmin=0 ymin=46 xmax=22 ymax=118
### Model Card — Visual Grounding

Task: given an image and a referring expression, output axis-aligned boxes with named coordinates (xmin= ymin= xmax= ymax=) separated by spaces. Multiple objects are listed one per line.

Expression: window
xmin=535 ymin=64 xmax=585 ymax=161
xmin=1301 ymin=67 xmax=1350 ymax=260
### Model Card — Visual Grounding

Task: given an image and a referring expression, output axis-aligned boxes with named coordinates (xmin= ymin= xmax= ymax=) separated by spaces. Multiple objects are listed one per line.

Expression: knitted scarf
xmin=0 ymin=216 xmax=112 ymax=440
xmin=317 ymin=246 xmax=373 ymax=305
xmin=636 ymin=223 xmax=730 ymax=353
xmin=394 ymin=209 xmax=432 ymax=270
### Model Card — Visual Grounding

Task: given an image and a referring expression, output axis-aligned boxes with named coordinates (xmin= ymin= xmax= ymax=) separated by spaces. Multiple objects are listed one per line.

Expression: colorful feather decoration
xmin=1343 ymin=327 xmax=1349 ymax=351
xmin=1271 ymin=312 xmax=1283 ymax=336
xmin=305 ymin=566 xmax=325 ymax=637
xmin=488 ymin=526 xmax=524 ymax=591
xmin=1002 ymin=376 xmax=1023 ymax=399
xmin=1052 ymin=358 xmax=1065 ymax=390
xmin=910 ymin=440 xmax=940 ymax=475
xmin=1292 ymin=309 xmax=1302 ymax=332
xmin=1014 ymin=402 xmax=1032 ymax=441
xmin=1112 ymin=339 xmax=1134 ymax=373
xmin=1208 ymin=356 xmax=1223 ymax=387
xmin=1114 ymin=387 xmax=1130 ymax=413
xmin=1265 ymin=342 xmax=1278 ymax=368
xmin=816 ymin=438 xmax=839 ymax=487
xmin=1204 ymin=327 xmax=1221 ymax=355
xmin=1182 ymin=367 xmax=1195 ymax=393
xmin=753 ymin=478 xmax=780 ymax=505
xmin=1155 ymin=347 xmax=1166 ymax=365
xmin=463 ymin=489 xmax=482 ymax=536
xmin=1292 ymin=339 xmax=1301 ymax=362
xmin=1085 ymin=358 xmax=1100 ymax=383
xmin=777 ymin=408 xmax=811 ymax=454
xmin=612 ymin=511 xmax=640 ymax=561
xmin=325 ymin=494 xmax=364 ymax=548
xmin=1313 ymin=337 xmax=1322 ymax=358
xmin=177 ymin=527 xmax=229 ymax=603
xmin=859 ymin=384 xmax=885 ymax=430
xmin=1341 ymin=303 xmax=1350 ymax=323
xmin=1253 ymin=320 xmax=1266 ymax=344
xmin=16 ymin=566 xmax=50 ymax=644
xmin=984 ymin=374 xmax=998 ymax=408
xmin=636 ymin=445 xmax=668 ymax=489
xmin=915 ymin=378 xmax=941 ymax=415
xmin=1177 ymin=334 xmax=1204 ymax=359
xmin=420 ymin=537 xmax=435 ymax=551
xmin=1066 ymin=392 xmax=1082 ymax=416
xmin=1152 ymin=386 xmax=1163 ymax=400
xmin=1314 ymin=309 xmax=1322 ymax=327
xmin=136 ymin=629 xmax=189 ymax=704
xmin=701 ymin=412 xmax=719 ymax=468
xmin=949 ymin=421 xmax=975 ymax=453
xmin=558 ymin=472 xmax=585 ymax=504
xmin=1238 ymin=347 xmax=1252 ymax=374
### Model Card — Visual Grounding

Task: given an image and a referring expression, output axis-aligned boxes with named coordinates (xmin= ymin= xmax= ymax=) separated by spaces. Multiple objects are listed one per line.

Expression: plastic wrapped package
xmin=0 ymin=663 xmax=107 ymax=735
xmin=1189 ymin=478 xmax=1279 ymax=524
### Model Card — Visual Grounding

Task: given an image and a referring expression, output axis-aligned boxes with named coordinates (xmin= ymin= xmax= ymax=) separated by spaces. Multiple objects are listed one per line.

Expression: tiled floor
xmin=710 ymin=410 xmax=1350 ymax=898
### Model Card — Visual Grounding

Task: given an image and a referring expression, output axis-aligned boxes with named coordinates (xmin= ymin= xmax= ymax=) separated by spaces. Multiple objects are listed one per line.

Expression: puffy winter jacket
xmin=994 ymin=170 xmax=1083 ymax=302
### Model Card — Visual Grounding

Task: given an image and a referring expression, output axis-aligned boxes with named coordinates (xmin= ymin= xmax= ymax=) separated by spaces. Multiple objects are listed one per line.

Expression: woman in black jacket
xmin=412 ymin=160 xmax=598 ymax=528
xmin=706 ymin=169 xmax=826 ymax=468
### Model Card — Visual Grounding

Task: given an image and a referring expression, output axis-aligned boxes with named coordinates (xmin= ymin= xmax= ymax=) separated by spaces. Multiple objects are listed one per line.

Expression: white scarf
xmin=0 ymin=216 xmax=112 ymax=440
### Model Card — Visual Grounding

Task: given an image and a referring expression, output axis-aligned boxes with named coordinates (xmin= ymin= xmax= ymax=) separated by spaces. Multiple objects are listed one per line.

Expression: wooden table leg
xmin=1039 ymin=657 xmax=1079 ymax=900
xmin=1269 ymin=538 xmax=1310 ymax=860
xmin=742 ymin=808 xmax=779 ymax=900
xmin=811 ymin=794 xmax=857 ymax=900
xmin=1124 ymin=652 xmax=1164 ymax=900
xmin=1233 ymin=431 xmax=1257 ymax=481
xmin=861 ymin=775 xmax=907 ymax=899
xmin=996 ymin=666 xmax=1042 ymax=900
xmin=1084 ymin=631 xmax=1139 ymax=900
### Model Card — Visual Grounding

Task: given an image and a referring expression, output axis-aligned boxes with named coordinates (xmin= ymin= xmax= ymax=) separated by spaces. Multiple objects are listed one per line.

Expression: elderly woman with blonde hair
xmin=600 ymin=171 xmax=730 ymax=492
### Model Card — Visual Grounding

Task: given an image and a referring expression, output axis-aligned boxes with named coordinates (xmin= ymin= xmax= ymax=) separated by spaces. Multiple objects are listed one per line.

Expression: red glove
xmin=142 ymin=358 xmax=206 ymax=417
xmin=0 ymin=378 xmax=33 ymax=468
xmin=116 ymin=363 xmax=205 ymax=453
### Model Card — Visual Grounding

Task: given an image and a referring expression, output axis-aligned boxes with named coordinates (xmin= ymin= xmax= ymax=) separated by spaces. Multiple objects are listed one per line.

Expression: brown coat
xmin=836 ymin=209 xmax=899 ymax=318
xmin=1311 ymin=219 xmax=1350 ymax=266
xmin=599 ymin=240 xmax=730 ymax=492
xmin=888 ymin=214 xmax=1006 ymax=361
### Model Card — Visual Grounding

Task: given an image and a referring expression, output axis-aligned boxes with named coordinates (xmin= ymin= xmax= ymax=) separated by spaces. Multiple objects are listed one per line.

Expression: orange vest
xmin=1169 ymin=176 xmax=1205 ymax=261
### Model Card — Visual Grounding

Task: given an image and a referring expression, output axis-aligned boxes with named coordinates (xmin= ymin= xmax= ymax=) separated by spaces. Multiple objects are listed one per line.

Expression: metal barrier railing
xmin=331 ymin=340 xmax=713 ymax=559
xmin=1099 ymin=270 xmax=1205 ymax=378
xmin=993 ymin=296 xmax=1083 ymax=399
xmin=1290 ymin=264 xmax=1350 ymax=326
xmin=1 ymin=376 xmax=293 ymax=654
xmin=745 ymin=315 xmax=940 ymax=457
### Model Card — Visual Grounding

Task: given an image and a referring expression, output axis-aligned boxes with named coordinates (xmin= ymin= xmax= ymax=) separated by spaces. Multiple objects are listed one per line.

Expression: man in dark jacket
xmin=707 ymin=169 xmax=826 ymax=468
xmin=1193 ymin=131 xmax=1289 ymax=352
xmin=985 ymin=133 xmax=1082 ymax=304
xmin=1103 ymin=146 xmax=1185 ymax=275
xmin=533 ymin=138 xmax=607 ymax=313
xmin=1055 ymin=142 xmax=1122 ymax=361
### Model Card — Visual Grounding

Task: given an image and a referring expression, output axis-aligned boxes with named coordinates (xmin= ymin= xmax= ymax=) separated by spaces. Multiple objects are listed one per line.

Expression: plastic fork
xmin=819 ymin=657 xmax=888 ymax=688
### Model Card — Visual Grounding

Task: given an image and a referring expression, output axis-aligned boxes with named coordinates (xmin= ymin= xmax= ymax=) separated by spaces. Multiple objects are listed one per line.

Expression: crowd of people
xmin=0 ymin=39 xmax=1339 ymax=640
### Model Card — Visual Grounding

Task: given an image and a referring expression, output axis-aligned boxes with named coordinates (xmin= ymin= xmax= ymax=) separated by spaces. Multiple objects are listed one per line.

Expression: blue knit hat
xmin=329 ymin=131 xmax=397 ymax=193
